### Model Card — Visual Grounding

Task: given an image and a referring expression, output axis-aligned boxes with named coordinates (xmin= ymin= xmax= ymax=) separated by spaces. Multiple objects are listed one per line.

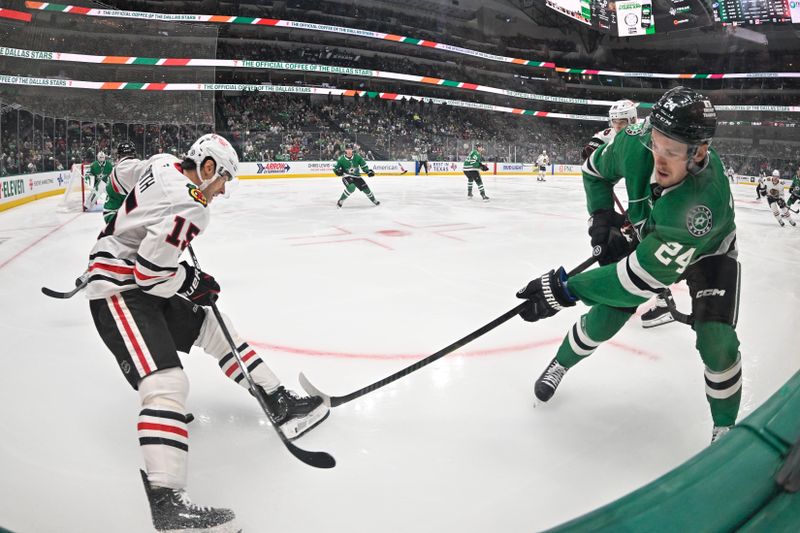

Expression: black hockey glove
xmin=480 ymin=164 xmax=489 ymax=172
xmin=334 ymin=167 xmax=344 ymax=177
xmin=516 ymin=267 xmax=576 ymax=323
xmin=367 ymin=169 xmax=375 ymax=177
xmin=179 ymin=261 xmax=220 ymax=306
xmin=588 ymin=208 xmax=630 ymax=266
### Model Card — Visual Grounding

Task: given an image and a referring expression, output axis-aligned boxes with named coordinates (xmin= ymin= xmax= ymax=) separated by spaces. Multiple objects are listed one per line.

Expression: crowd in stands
xmin=3 ymin=90 xmax=800 ymax=177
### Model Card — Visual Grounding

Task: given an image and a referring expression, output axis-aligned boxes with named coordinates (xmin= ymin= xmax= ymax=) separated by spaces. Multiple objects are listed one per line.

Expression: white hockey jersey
xmin=583 ymin=127 xmax=617 ymax=161
xmin=86 ymin=154 xmax=210 ymax=300
xmin=535 ymin=153 xmax=550 ymax=167
xmin=766 ymin=180 xmax=785 ymax=200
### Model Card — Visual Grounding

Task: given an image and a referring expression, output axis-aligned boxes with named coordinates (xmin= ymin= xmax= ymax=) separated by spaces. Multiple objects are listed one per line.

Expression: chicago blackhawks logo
xmin=686 ymin=205 xmax=712 ymax=237
xmin=187 ymin=184 xmax=208 ymax=207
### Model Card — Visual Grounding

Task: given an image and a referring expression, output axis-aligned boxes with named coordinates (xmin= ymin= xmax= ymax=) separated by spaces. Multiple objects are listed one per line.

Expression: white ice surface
xmin=1 ymin=174 xmax=798 ymax=533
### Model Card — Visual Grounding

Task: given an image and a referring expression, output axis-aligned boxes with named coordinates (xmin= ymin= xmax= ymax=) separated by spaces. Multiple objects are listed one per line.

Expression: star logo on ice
xmin=686 ymin=205 xmax=713 ymax=237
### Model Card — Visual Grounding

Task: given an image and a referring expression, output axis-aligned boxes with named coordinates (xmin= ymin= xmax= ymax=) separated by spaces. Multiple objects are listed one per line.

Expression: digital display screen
xmin=545 ymin=0 xmax=593 ymax=26
xmin=712 ymin=0 xmax=793 ymax=24
xmin=545 ymin=0 xmax=715 ymax=34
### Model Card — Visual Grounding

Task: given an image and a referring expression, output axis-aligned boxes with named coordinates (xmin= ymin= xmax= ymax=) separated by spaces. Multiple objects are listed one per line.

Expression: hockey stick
xmin=187 ymin=246 xmax=335 ymax=469
xmin=299 ymin=255 xmax=599 ymax=408
xmin=41 ymin=276 xmax=88 ymax=299
xmin=661 ymin=289 xmax=693 ymax=326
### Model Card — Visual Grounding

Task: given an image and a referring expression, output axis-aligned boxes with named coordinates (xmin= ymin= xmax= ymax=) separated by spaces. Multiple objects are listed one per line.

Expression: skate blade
xmin=282 ymin=404 xmax=331 ymax=441
xmin=641 ymin=315 xmax=676 ymax=329
xmin=160 ymin=519 xmax=241 ymax=533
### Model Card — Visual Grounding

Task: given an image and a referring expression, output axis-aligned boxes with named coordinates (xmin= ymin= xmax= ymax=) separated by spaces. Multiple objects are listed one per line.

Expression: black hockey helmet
xmin=649 ymin=86 xmax=716 ymax=145
xmin=344 ymin=143 xmax=354 ymax=150
xmin=117 ymin=141 xmax=136 ymax=158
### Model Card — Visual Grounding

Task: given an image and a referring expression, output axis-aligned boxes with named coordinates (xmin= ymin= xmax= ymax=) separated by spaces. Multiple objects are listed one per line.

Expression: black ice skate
xmin=482 ymin=195 xmax=490 ymax=202
xmin=259 ymin=385 xmax=329 ymax=440
xmin=641 ymin=293 xmax=675 ymax=329
xmin=140 ymin=470 xmax=240 ymax=533
xmin=534 ymin=357 xmax=569 ymax=403
xmin=337 ymin=200 xmax=343 ymax=208
xmin=372 ymin=200 xmax=381 ymax=206
xmin=467 ymin=192 xmax=473 ymax=199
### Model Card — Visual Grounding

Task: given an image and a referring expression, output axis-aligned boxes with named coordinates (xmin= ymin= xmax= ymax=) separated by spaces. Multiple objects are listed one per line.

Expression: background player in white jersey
xmin=87 ymin=133 xmax=329 ymax=532
xmin=582 ymin=99 xmax=638 ymax=161
xmin=726 ymin=166 xmax=736 ymax=184
xmin=756 ymin=172 xmax=767 ymax=200
xmin=535 ymin=150 xmax=549 ymax=182
xmin=766 ymin=170 xmax=795 ymax=227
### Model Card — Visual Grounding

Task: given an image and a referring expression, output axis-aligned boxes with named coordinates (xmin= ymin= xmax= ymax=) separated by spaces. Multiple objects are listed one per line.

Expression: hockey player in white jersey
xmin=535 ymin=150 xmax=549 ymax=182
xmin=87 ymin=133 xmax=329 ymax=532
xmin=582 ymin=99 xmax=639 ymax=161
xmin=766 ymin=170 xmax=796 ymax=227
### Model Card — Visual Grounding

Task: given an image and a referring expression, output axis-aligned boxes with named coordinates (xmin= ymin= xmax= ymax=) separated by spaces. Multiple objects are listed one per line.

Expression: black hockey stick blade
xmin=299 ymin=255 xmax=598 ymax=408
xmin=186 ymin=245 xmax=335 ymax=469
xmin=662 ymin=290 xmax=693 ymax=326
xmin=41 ymin=277 xmax=88 ymax=299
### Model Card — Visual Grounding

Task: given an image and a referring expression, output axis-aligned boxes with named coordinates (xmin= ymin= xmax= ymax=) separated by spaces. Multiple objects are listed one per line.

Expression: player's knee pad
xmin=138 ymin=367 xmax=189 ymax=412
xmin=356 ymin=181 xmax=369 ymax=193
xmin=195 ymin=309 xmax=242 ymax=360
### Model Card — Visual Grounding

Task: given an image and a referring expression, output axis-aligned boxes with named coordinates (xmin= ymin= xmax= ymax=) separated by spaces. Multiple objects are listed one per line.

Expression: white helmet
xmin=186 ymin=133 xmax=239 ymax=195
xmin=772 ymin=169 xmax=780 ymax=178
xmin=97 ymin=151 xmax=107 ymax=163
xmin=609 ymin=99 xmax=638 ymax=125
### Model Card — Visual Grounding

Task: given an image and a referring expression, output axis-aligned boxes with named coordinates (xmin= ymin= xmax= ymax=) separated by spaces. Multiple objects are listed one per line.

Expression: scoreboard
xmin=545 ymin=0 xmax=799 ymax=34
xmin=712 ymin=0 xmax=793 ymax=25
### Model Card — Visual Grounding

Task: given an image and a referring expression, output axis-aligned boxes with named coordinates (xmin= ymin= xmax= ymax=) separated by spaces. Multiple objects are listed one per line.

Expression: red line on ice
xmin=0 ymin=213 xmax=82 ymax=271
xmin=248 ymin=337 xmax=658 ymax=361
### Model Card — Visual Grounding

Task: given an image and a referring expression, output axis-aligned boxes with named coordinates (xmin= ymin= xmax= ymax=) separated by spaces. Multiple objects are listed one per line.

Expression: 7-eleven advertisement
xmin=616 ymin=0 xmax=655 ymax=37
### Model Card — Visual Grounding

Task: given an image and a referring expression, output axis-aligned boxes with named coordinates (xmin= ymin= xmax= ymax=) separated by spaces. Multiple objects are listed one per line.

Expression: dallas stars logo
xmin=686 ymin=205 xmax=713 ymax=237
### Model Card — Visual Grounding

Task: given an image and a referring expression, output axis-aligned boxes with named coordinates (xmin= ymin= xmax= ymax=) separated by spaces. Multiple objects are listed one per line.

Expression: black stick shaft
xmin=187 ymin=246 xmax=335 ymax=468
xmin=317 ymin=255 xmax=597 ymax=407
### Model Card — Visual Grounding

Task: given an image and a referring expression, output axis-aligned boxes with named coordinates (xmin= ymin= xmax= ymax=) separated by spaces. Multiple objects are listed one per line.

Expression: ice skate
xmin=141 ymin=470 xmax=240 ymax=533
xmin=534 ymin=357 xmax=569 ymax=403
xmin=259 ymin=385 xmax=329 ymax=440
xmin=641 ymin=294 xmax=675 ymax=328
xmin=482 ymin=195 xmax=490 ymax=202
xmin=337 ymin=200 xmax=343 ymax=208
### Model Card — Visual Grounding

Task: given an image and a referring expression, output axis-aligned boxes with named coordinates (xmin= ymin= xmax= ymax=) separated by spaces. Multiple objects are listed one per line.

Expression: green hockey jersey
xmin=790 ymin=175 xmax=800 ymax=196
xmin=334 ymin=153 xmax=370 ymax=177
xmin=86 ymin=160 xmax=113 ymax=185
xmin=569 ymin=125 xmax=737 ymax=308
xmin=463 ymin=149 xmax=484 ymax=170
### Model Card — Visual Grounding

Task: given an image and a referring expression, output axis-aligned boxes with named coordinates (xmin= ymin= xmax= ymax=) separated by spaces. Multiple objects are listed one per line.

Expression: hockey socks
xmin=554 ymin=305 xmax=633 ymax=369
xmin=695 ymin=321 xmax=741 ymax=427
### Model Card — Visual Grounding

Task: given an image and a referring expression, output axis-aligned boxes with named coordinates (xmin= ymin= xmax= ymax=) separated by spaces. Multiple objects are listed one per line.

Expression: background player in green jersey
xmin=515 ymin=87 xmax=741 ymax=443
xmin=462 ymin=143 xmax=490 ymax=201
xmin=334 ymin=144 xmax=379 ymax=208
xmin=788 ymin=166 xmax=800 ymax=210
xmin=84 ymin=150 xmax=114 ymax=210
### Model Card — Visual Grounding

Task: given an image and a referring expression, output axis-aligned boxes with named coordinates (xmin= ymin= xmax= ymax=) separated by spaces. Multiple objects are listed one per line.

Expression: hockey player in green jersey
xmin=334 ymin=144 xmax=379 ymax=207
xmin=788 ymin=166 xmax=800 ymax=209
xmin=515 ymin=87 xmax=741 ymax=443
xmin=84 ymin=150 xmax=114 ymax=210
xmin=463 ymin=143 xmax=490 ymax=201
